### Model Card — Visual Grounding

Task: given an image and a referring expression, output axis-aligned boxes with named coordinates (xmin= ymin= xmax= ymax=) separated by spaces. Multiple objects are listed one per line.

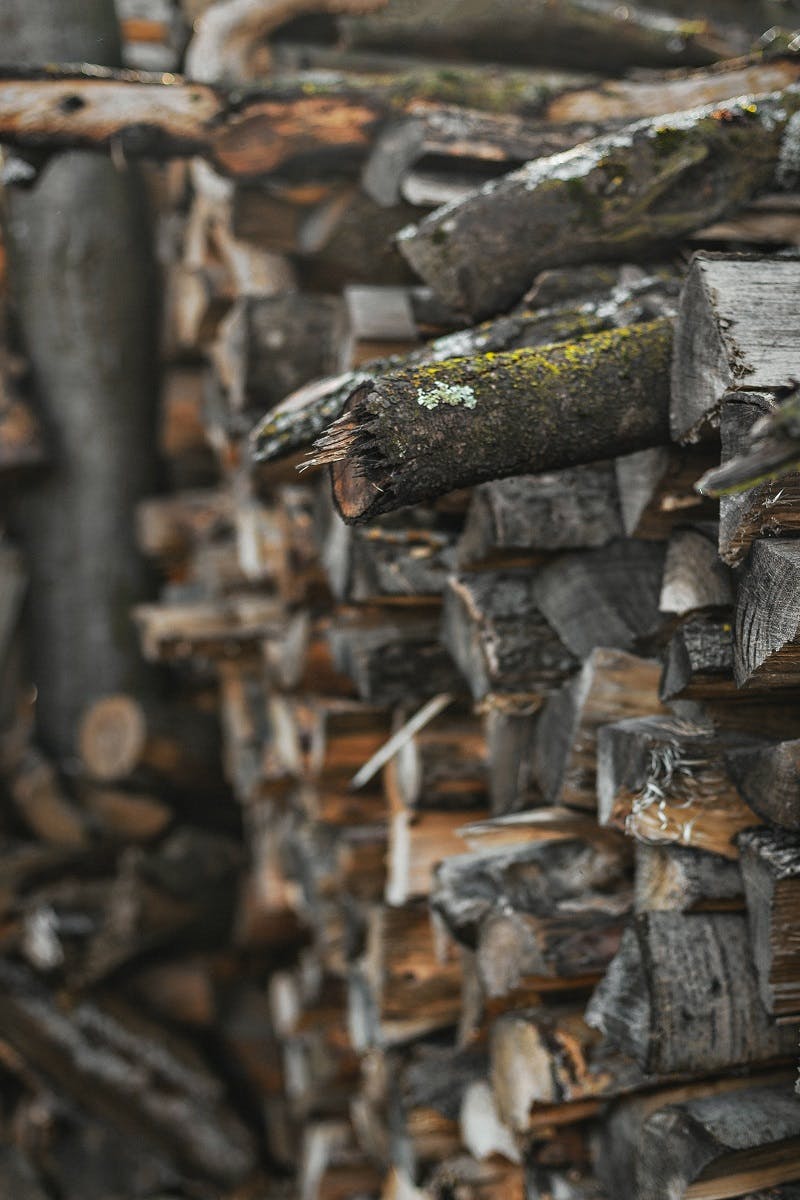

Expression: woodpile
xmin=2 ymin=1 xmax=800 ymax=1198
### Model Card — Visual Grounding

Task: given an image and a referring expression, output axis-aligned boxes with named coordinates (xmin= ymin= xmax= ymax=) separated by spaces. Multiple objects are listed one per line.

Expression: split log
xmin=0 ymin=959 xmax=256 ymax=1184
xmin=671 ymin=254 xmax=800 ymax=443
xmin=386 ymin=805 xmax=486 ymax=906
xmin=726 ymin=738 xmax=800 ymax=831
xmin=396 ymin=93 xmax=800 ymax=319
xmin=740 ymin=828 xmax=800 ymax=1018
xmin=254 ymin=267 xmax=675 ymax=463
xmin=213 ymin=293 xmax=351 ymax=415
xmin=634 ymin=843 xmax=743 ymax=913
xmin=325 ymin=513 xmax=460 ymax=604
xmin=135 ymin=487 xmax=233 ymax=564
xmin=349 ymin=902 xmax=462 ymax=1048
xmin=637 ymin=1084 xmax=800 ymax=1200
xmin=532 ymin=539 xmax=665 ymax=659
xmin=614 ymin=444 xmax=717 ymax=539
xmin=8 ymin=748 xmax=90 ymax=848
xmin=660 ymin=614 xmax=736 ymax=701
xmin=313 ymin=319 xmax=673 ymax=523
xmin=327 ymin=611 xmax=464 ymax=705
xmin=490 ymin=1006 xmax=649 ymax=1132
xmin=597 ymin=714 xmax=761 ymax=858
xmin=535 ymin=648 xmax=664 ymax=810
xmin=441 ymin=571 xmax=576 ymax=701
xmin=482 ymin=695 xmax=542 ymax=815
xmin=430 ymin=832 xmax=631 ymax=952
xmin=586 ymin=911 xmax=796 ymax=1074
xmin=659 ymin=526 xmax=733 ymax=615
xmin=339 ymin=0 xmax=748 ymax=70
xmin=387 ymin=709 xmax=487 ymax=811
xmin=456 ymin=464 xmax=622 ymax=567
xmin=734 ymin=539 xmax=800 ymax=687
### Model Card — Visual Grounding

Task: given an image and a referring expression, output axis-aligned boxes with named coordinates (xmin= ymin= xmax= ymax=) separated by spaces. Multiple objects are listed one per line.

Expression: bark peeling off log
xmin=315 ymin=318 xmax=672 ymax=523
xmin=397 ymin=89 xmax=800 ymax=319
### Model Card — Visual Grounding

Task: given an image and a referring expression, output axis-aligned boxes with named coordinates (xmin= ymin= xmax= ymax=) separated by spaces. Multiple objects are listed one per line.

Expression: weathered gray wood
xmin=659 ymin=526 xmax=732 ymax=616
xmin=637 ymin=1085 xmax=800 ymax=1200
xmin=328 ymin=612 xmax=464 ymax=705
xmin=396 ymin=93 xmax=800 ymax=320
xmin=671 ymin=255 xmax=800 ymax=443
xmin=533 ymin=539 xmax=665 ymax=659
xmin=660 ymin=614 xmax=736 ymax=701
xmin=4 ymin=0 xmax=158 ymax=762
xmin=614 ymin=443 xmax=717 ymax=540
xmin=483 ymin=697 xmax=542 ymax=815
xmin=734 ymin=539 xmax=800 ymax=687
xmin=634 ymin=843 xmax=743 ymax=913
xmin=456 ymin=464 xmax=622 ymax=567
xmin=312 ymin=319 xmax=673 ymax=523
xmin=392 ymin=710 xmax=487 ymax=810
xmin=441 ymin=571 xmax=576 ymax=700
xmin=586 ymin=912 xmax=796 ymax=1074
xmin=535 ymin=648 xmax=664 ymax=811
xmin=726 ymin=738 xmax=800 ymax=831
xmin=740 ymin=827 xmax=800 ymax=1018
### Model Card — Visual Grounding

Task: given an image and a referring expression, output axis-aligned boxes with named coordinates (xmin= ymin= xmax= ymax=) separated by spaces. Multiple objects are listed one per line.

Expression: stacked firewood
xmin=5 ymin=1 xmax=800 ymax=1198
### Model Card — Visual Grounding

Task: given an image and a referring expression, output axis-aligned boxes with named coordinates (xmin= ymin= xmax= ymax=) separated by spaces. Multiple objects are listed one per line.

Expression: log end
xmin=78 ymin=693 xmax=148 ymax=781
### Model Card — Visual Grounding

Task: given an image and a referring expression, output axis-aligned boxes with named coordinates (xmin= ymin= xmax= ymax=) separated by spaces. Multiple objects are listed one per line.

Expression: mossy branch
xmin=306 ymin=318 xmax=673 ymax=523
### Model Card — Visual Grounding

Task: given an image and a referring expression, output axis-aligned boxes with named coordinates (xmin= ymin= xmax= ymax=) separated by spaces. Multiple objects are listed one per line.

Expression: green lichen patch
xmin=416 ymin=381 xmax=478 ymax=410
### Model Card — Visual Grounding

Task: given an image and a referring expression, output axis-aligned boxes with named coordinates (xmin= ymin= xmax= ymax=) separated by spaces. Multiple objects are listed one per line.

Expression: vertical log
xmin=3 ymin=0 xmax=158 ymax=760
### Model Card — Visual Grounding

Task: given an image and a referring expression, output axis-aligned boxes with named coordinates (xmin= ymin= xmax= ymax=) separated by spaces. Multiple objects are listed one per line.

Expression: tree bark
xmin=313 ymin=318 xmax=673 ymax=523
xmin=3 ymin=0 xmax=158 ymax=762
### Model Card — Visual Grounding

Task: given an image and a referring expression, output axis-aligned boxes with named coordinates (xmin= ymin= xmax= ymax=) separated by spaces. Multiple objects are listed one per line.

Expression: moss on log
xmin=307 ymin=317 xmax=673 ymax=523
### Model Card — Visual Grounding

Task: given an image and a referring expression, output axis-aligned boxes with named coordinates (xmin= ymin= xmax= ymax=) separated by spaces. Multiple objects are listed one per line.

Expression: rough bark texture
xmin=734 ymin=539 xmax=800 ymax=687
xmin=3 ymin=0 xmax=158 ymax=761
xmin=726 ymin=738 xmax=800 ymax=831
xmin=315 ymin=318 xmax=673 ymax=523
xmin=586 ymin=912 xmax=796 ymax=1074
xmin=396 ymin=92 xmax=800 ymax=319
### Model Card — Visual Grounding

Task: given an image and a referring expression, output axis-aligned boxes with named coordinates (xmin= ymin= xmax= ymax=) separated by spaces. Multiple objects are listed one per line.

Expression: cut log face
xmin=734 ymin=539 xmax=800 ymax=687
xmin=532 ymin=539 xmax=666 ymax=660
xmin=441 ymin=571 xmax=576 ymax=701
xmin=726 ymin=738 xmax=800 ymax=831
xmin=535 ymin=648 xmax=665 ymax=811
xmin=586 ymin=912 xmax=797 ymax=1075
xmin=597 ymin=714 xmax=761 ymax=859
xmin=637 ymin=1085 xmax=800 ymax=1200
xmin=614 ymin=444 xmax=717 ymax=540
xmin=456 ymin=465 xmax=622 ymax=567
xmin=671 ymin=255 xmax=800 ymax=443
xmin=740 ymin=827 xmax=800 ymax=1018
